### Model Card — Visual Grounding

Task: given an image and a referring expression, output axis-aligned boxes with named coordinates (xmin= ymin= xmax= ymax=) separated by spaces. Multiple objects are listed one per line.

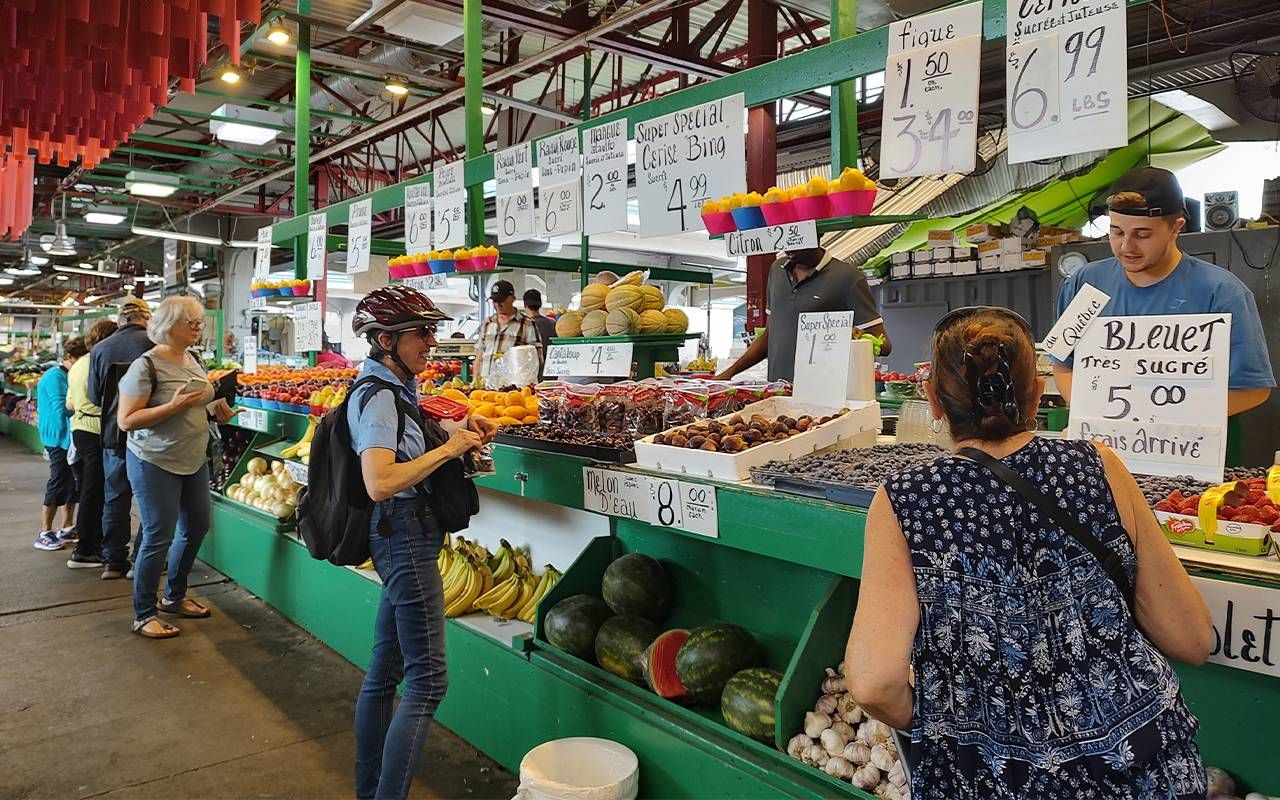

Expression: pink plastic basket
xmin=792 ymin=195 xmax=831 ymax=221
xmin=760 ymin=201 xmax=797 ymax=225
xmin=828 ymin=189 xmax=877 ymax=217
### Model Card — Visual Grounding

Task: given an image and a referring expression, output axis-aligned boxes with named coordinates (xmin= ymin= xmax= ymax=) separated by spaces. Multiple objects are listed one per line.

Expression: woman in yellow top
xmin=65 ymin=318 xmax=118 ymax=569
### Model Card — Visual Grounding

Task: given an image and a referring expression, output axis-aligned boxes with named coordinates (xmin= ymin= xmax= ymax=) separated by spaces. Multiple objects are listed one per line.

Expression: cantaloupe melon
xmin=605 ymin=285 xmax=645 ymax=313
xmin=592 ymin=270 xmax=619 ymax=286
xmin=640 ymin=285 xmax=665 ymax=312
xmin=606 ymin=307 xmax=640 ymax=335
xmin=663 ymin=308 xmax=689 ymax=334
xmin=581 ymin=310 xmax=608 ymax=337
xmin=581 ymin=283 xmax=609 ymax=312
xmin=638 ymin=309 xmax=667 ymax=334
xmin=555 ymin=310 xmax=585 ymax=338
xmin=611 ymin=270 xmax=645 ymax=287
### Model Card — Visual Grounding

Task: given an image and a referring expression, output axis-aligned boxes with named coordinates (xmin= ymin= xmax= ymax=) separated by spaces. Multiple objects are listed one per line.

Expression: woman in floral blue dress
xmin=846 ymin=307 xmax=1213 ymax=800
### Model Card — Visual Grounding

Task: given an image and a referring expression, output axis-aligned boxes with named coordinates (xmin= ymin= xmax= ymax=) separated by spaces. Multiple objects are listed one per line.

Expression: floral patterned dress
xmin=884 ymin=437 xmax=1207 ymax=800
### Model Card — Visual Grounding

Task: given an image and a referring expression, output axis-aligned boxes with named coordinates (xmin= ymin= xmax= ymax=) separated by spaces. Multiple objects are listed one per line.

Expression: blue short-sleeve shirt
xmin=1055 ymin=254 xmax=1276 ymax=389
xmin=347 ymin=358 xmax=428 ymax=498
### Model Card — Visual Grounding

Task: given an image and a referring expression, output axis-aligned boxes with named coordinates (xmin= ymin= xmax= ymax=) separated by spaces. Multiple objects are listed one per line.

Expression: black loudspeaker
xmin=1183 ymin=197 xmax=1202 ymax=233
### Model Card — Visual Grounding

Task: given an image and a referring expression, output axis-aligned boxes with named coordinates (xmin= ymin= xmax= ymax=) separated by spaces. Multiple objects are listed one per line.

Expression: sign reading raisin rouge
xmin=1067 ymin=314 xmax=1230 ymax=483
xmin=536 ymin=130 xmax=582 ymax=237
xmin=634 ymin=94 xmax=745 ymax=237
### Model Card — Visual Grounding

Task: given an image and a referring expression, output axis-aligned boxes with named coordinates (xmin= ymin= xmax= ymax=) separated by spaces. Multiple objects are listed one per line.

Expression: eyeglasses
xmin=405 ymin=324 xmax=438 ymax=340
xmin=933 ymin=306 xmax=1032 ymax=336
xmin=184 ymin=318 xmax=205 ymax=330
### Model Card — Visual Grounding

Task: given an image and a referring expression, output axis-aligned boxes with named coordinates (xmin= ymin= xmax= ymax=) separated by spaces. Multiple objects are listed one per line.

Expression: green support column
xmin=464 ymin=0 xmax=485 ymax=247
xmin=579 ymin=52 xmax=592 ymax=292
xmin=294 ymin=0 xmax=312 ymax=275
xmin=830 ymin=0 xmax=859 ymax=172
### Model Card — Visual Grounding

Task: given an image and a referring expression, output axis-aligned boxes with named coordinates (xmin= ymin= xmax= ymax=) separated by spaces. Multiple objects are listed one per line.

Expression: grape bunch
xmin=751 ymin=443 xmax=946 ymax=489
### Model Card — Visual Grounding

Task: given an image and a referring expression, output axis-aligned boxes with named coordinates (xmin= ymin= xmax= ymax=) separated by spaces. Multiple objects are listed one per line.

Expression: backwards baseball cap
xmin=489 ymin=279 xmax=516 ymax=301
xmin=1106 ymin=166 xmax=1187 ymax=218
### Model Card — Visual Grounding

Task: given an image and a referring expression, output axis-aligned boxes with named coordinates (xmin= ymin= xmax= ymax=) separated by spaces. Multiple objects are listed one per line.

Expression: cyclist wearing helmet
xmin=348 ymin=285 xmax=497 ymax=800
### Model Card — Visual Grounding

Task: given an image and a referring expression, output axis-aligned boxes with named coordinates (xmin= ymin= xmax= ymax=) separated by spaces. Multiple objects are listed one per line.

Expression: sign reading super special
xmin=1067 ymin=314 xmax=1230 ymax=483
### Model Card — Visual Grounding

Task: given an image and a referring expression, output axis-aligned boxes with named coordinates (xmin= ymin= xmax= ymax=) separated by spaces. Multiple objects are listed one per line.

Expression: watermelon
xmin=544 ymin=595 xmax=613 ymax=663
xmin=594 ymin=615 xmax=660 ymax=684
xmin=675 ymin=623 xmax=765 ymax=705
xmin=721 ymin=667 xmax=782 ymax=742
xmin=641 ymin=629 xmax=691 ymax=703
xmin=601 ymin=553 xmax=673 ymax=622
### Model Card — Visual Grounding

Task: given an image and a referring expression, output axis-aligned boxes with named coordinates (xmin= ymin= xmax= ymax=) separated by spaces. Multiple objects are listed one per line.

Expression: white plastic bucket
xmin=513 ymin=737 xmax=639 ymax=800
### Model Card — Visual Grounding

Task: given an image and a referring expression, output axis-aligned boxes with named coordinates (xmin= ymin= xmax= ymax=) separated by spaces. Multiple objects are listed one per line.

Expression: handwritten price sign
xmin=723 ymin=220 xmax=818 ymax=258
xmin=1005 ymin=0 xmax=1128 ymax=163
xmin=404 ymin=183 xmax=432 ymax=251
xmin=544 ymin=341 xmax=634 ymax=378
xmin=537 ymin=130 xmax=582 ymax=237
xmin=882 ymin=3 xmax=982 ymax=178
xmin=253 ymin=226 xmax=272 ymax=279
xmin=582 ymin=467 xmax=719 ymax=538
xmin=1067 ymin=314 xmax=1231 ymax=483
xmin=306 ymin=214 xmax=326 ymax=281
xmin=433 ymin=161 xmax=466 ymax=249
xmin=635 ymin=94 xmax=745 ymax=237
xmin=496 ymin=143 xmax=534 ymax=244
xmin=347 ymin=199 xmax=372 ymax=273
xmin=583 ymin=120 xmax=628 ymax=235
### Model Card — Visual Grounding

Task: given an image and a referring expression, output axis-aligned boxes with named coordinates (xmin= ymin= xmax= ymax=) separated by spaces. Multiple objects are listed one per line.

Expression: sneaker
xmin=101 ymin=562 xmax=130 ymax=580
xmin=55 ymin=527 xmax=79 ymax=544
xmin=67 ymin=552 xmax=104 ymax=569
xmin=126 ymin=567 xmax=135 ymax=579
xmin=34 ymin=531 xmax=64 ymax=551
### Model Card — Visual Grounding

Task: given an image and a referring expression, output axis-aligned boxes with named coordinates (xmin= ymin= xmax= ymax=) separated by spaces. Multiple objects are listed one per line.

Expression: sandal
xmin=132 ymin=617 xmax=180 ymax=639
xmin=158 ymin=598 xmax=211 ymax=618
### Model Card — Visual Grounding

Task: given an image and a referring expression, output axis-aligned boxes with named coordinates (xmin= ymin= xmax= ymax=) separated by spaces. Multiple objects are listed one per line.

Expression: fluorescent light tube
xmin=130 ymin=225 xmax=223 ymax=246
xmin=210 ymin=104 xmax=282 ymax=145
xmin=125 ymin=170 xmax=180 ymax=198
xmin=53 ymin=263 xmax=121 ymax=278
xmin=84 ymin=205 xmax=127 ymax=225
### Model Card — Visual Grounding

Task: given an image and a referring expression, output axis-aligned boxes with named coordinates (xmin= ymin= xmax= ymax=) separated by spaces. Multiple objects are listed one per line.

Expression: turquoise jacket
xmin=36 ymin=366 xmax=71 ymax=450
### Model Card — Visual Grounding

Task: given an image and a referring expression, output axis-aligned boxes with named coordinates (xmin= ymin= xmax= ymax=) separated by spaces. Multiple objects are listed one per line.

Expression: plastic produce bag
xmin=506 ymin=344 xmax=541 ymax=388
xmin=513 ymin=738 xmax=639 ymax=800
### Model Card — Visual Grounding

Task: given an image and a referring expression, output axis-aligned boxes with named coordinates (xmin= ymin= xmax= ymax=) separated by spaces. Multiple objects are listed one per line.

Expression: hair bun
xmin=962 ymin=323 xmax=1017 ymax=376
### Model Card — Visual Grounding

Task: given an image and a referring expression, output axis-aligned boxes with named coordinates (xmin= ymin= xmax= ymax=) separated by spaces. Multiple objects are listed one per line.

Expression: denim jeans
xmin=100 ymin=447 xmax=134 ymax=567
xmin=43 ymin=446 xmax=78 ymax=507
xmin=71 ymin=430 xmax=104 ymax=557
xmin=125 ymin=451 xmax=210 ymax=622
xmin=354 ymin=500 xmax=448 ymax=800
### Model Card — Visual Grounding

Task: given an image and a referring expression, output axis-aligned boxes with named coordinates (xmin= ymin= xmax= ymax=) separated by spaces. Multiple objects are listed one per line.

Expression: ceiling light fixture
xmin=265 ymin=20 xmax=291 ymax=45
xmin=481 ymin=103 xmax=496 ymax=116
xmin=5 ymin=267 xmax=40 ymax=276
xmin=228 ymin=239 xmax=263 ymax=248
xmin=55 ymin=275 xmax=69 ymax=281
xmin=28 ymin=254 xmax=49 ymax=266
xmin=219 ymin=64 xmax=243 ymax=85
xmin=384 ymin=74 xmax=410 ymax=96
xmin=0 ymin=277 xmax=13 ymax=286
xmin=210 ymin=104 xmax=282 ymax=145
xmin=42 ymin=221 xmax=78 ymax=256
xmin=126 ymin=170 xmax=180 ymax=198
xmin=53 ymin=263 xmax=121 ymax=278
xmin=129 ymin=225 xmax=223 ymax=246
xmin=83 ymin=205 xmax=128 ymax=225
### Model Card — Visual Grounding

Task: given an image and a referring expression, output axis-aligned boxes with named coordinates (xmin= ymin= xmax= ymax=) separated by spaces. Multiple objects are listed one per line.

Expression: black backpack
xmin=296 ymin=376 xmax=479 ymax=566
xmin=100 ymin=360 xmax=140 ymax=453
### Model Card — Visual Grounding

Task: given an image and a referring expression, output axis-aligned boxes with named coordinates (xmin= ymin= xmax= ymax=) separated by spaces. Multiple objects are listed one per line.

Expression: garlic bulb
xmin=877 ymin=780 xmax=907 ymax=800
xmin=837 ymin=693 xmax=865 ymax=725
xmin=851 ymin=763 xmax=881 ymax=791
xmin=804 ymin=711 xmax=832 ymax=738
xmin=822 ymin=667 xmax=847 ymax=694
xmin=787 ymin=734 xmax=811 ymax=759
xmin=815 ymin=693 xmax=839 ymax=716
xmin=870 ymin=742 xmax=897 ymax=772
xmin=843 ymin=741 xmax=872 ymax=765
xmin=801 ymin=744 xmax=830 ymax=768
xmin=824 ymin=756 xmax=856 ymax=781
xmin=858 ymin=718 xmax=893 ymax=746
xmin=831 ymin=720 xmax=856 ymax=741
xmin=888 ymin=760 xmax=907 ymax=789
xmin=821 ymin=727 xmax=848 ymax=756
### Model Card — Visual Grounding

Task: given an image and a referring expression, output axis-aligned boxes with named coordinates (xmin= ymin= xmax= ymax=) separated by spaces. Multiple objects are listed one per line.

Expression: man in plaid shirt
xmin=476 ymin=280 xmax=542 ymax=385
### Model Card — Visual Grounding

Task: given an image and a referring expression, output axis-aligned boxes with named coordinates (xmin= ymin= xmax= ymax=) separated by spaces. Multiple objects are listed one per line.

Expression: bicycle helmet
xmin=352 ymin=285 xmax=452 ymax=336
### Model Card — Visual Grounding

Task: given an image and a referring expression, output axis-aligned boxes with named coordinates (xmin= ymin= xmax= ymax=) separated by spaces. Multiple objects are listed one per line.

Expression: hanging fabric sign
xmin=1005 ymin=0 xmax=1129 ymax=163
xmin=881 ymin=3 xmax=983 ymax=178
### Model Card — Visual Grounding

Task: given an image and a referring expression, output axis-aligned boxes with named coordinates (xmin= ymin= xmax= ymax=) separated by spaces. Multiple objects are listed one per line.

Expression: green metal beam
xmin=193 ymin=87 xmax=377 ymax=126
xmin=463 ymin=0 xmax=485 ymax=249
xmin=295 ymin=0 xmax=313 ymax=289
xmin=124 ymin=133 xmax=291 ymax=163
xmin=113 ymin=146 xmax=278 ymax=172
xmin=325 ymin=235 xmax=402 ymax=256
xmin=830 ymin=0 xmax=859 ymax=172
xmin=271 ymin=0 xmax=1152 ymax=245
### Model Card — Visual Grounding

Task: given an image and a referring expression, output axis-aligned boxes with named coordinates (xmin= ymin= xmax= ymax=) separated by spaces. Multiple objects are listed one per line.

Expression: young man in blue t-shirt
xmin=1053 ymin=166 xmax=1274 ymax=416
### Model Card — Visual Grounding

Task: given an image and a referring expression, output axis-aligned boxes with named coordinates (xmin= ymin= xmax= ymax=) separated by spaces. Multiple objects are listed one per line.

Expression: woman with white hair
xmin=116 ymin=296 xmax=238 ymax=639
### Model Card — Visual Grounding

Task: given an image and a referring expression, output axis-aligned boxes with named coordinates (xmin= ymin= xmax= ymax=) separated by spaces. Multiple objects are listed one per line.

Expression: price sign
xmin=253 ymin=226 xmax=272 ymax=279
xmin=635 ymin=94 xmax=745 ymax=237
xmin=404 ymin=183 xmax=432 ymax=251
xmin=723 ymin=220 xmax=818 ymax=258
xmin=306 ymin=213 xmax=327 ymax=281
xmin=293 ymin=301 xmax=323 ymax=352
xmin=1193 ymin=577 xmax=1280 ymax=679
xmin=582 ymin=467 xmax=719 ymax=538
xmin=544 ymin=341 xmax=634 ymax=378
xmin=433 ymin=161 xmax=467 ymax=250
xmin=243 ymin=345 xmax=257 ymax=375
xmin=1005 ymin=0 xmax=1127 ymax=163
xmin=537 ymin=130 xmax=582 ymax=237
xmin=793 ymin=311 xmax=856 ymax=408
xmin=583 ymin=119 xmax=629 ymax=235
xmin=238 ymin=407 xmax=269 ymax=433
xmin=882 ymin=3 xmax=982 ymax=178
xmin=347 ymin=199 xmax=372 ymax=273
xmin=283 ymin=460 xmax=308 ymax=486
xmin=250 ymin=295 xmax=267 ymax=310
xmin=403 ymin=274 xmax=450 ymax=292
xmin=496 ymin=143 xmax=535 ymax=244
xmin=1066 ymin=314 xmax=1230 ymax=483
xmin=1041 ymin=283 xmax=1111 ymax=361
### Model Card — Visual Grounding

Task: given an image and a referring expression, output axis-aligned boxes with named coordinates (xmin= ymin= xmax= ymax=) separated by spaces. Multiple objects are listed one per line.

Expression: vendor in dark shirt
xmin=717 ymin=248 xmax=890 ymax=382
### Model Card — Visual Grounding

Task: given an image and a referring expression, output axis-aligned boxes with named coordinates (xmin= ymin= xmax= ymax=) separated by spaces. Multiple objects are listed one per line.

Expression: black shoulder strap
xmin=355 ymin=375 xmax=410 ymax=444
xmin=956 ymin=447 xmax=1137 ymax=616
xmin=140 ymin=354 xmax=158 ymax=397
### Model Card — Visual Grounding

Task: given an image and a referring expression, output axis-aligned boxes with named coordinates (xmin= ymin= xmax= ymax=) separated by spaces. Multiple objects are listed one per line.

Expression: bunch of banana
xmin=280 ymin=416 xmax=318 ymax=462
xmin=442 ymin=553 xmax=494 ymax=617
xmin=487 ymin=539 xmax=517 ymax=583
xmin=686 ymin=355 xmax=718 ymax=373
xmin=515 ymin=565 xmax=561 ymax=623
xmin=474 ymin=567 xmax=536 ymax=620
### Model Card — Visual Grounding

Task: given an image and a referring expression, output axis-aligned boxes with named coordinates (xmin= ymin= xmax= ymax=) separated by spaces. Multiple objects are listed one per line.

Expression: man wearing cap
xmin=476 ymin=280 xmax=542 ymax=386
xmin=1053 ymin=166 xmax=1274 ymax=415
xmin=87 ymin=296 xmax=155 ymax=580
xmin=716 ymin=247 xmax=891 ymax=382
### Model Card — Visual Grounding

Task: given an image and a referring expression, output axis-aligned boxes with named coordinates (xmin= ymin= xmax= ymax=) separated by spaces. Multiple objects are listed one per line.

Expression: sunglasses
xmin=933 ymin=306 xmax=1032 ymax=336
xmin=404 ymin=324 xmax=439 ymax=339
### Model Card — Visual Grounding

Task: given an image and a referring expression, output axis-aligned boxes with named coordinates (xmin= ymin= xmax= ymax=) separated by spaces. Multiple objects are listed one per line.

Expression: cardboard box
xmin=1040 ymin=225 xmax=1080 ymax=238
xmin=977 ymin=240 xmax=1002 ymax=256
xmin=890 ymin=263 xmax=911 ymax=279
xmin=890 ymin=251 xmax=911 ymax=265
xmin=952 ymin=260 xmax=977 ymax=276
xmin=931 ymin=246 xmax=952 ymax=262
xmin=952 ymin=246 xmax=976 ymax=261
xmin=964 ymin=222 xmax=1002 ymax=243
xmin=911 ymin=261 xmax=935 ymax=278
xmin=909 ymin=249 xmax=931 ymax=264
xmin=932 ymin=260 xmax=955 ymax=277
xmin=1156 ymin=511 xmax=1274 ymax=556
xmin=999 ymin=236 xmax=1024 ymax=255
xmin=927 ymin=230 xmax=956 ymax=246
xmin=1022 ymin=249 xmax=1048 ymax=267
xmin=978 ymin=254 xmax=1001 ymax=273
xmin=1000 ymin=252 xmax=1024 ymax=272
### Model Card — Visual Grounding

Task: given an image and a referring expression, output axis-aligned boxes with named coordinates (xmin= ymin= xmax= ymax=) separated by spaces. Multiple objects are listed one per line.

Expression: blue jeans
xmin=125 ymin=452 xmax=210 ymax=622
xmin=101 ymin=448 xmax=134 ymax=567
xmin=354 ymin=500 xmax=448 ymax=800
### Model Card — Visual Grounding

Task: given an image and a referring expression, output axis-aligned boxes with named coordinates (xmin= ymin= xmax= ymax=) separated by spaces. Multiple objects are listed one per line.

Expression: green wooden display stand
xmin=0 ymin=414 xmax=44 ymax=454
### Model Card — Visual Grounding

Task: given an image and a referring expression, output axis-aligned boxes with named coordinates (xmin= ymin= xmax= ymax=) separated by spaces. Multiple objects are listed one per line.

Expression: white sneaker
xmin=34 ymin=531 xmax=64 ymax=551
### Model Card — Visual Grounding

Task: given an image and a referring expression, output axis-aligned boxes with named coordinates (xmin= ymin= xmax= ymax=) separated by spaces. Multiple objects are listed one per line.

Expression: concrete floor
xmin=0 ymin=437 xmax=518 ymax=800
